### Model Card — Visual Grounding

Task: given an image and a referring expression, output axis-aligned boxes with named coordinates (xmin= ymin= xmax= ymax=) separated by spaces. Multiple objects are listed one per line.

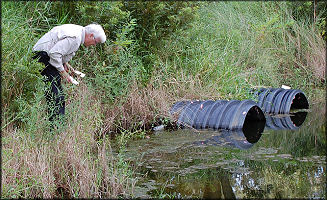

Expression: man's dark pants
xmin=33 ymin=51 xmax=65 ymax=123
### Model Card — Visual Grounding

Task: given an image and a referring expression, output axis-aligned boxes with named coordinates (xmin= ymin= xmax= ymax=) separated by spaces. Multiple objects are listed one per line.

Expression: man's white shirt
xmin=33 ymin=24 xmax=85 ymax=72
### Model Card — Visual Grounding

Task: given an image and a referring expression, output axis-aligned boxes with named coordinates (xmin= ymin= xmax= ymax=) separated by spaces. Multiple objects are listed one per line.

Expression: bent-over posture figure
xmin=32 ymin=24 xmax=106 ymax=123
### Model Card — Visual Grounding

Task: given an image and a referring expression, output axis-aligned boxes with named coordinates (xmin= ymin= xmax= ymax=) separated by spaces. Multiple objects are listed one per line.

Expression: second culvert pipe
xmin=254 ymin=88 xmax=309 ymax=114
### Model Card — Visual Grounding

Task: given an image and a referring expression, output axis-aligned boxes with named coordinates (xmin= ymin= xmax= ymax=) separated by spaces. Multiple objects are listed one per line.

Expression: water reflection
xmin=265 ymin=112 xmax=308 ymax=130
xmin=202 ymin=168 xmax=236 ymax=199
xmin=193 ymin=127 xmax=263 ymax=150
xmin=157 ymin=167 xmax=238 ymax=199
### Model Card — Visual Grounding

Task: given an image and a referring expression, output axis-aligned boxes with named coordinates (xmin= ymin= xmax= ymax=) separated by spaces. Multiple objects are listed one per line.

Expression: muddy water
xmin=120 ymin=101 xmax=326 ymax=199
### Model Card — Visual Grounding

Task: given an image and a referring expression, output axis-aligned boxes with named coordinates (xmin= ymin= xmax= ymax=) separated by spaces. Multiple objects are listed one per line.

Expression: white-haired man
xmin=32 ymin=23 xmax=106 ymax=123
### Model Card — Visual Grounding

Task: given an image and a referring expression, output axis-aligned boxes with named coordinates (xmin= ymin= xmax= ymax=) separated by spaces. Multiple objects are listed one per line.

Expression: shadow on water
xmin=122 ymin=101 xmax=325 ymax=199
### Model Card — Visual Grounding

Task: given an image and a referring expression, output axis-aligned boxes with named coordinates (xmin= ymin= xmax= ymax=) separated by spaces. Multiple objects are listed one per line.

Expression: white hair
xmin=85 ymin=24 xmax=106 ymax=43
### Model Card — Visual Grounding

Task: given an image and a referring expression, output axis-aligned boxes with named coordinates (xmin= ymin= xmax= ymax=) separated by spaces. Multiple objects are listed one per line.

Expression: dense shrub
xmin=121 ymin=1 xmax=200 ymax=49
xmin=51 ymin=1 xmax=200 ymax=50
xmin=64 ymin=1 xmax=131 ymax=40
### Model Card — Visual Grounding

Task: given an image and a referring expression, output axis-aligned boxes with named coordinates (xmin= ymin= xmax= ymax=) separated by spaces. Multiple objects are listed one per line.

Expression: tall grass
xmin=152 ymin=2 xmax=326 ymax=102
xmin=2 ymin=81 xmax=136 ymax=198
xmin=2 ymin=2 xmax=44 ymax=116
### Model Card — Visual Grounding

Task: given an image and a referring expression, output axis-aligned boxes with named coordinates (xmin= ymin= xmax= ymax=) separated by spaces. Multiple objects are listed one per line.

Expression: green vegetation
xmin=2 ymin=1 xmax=326 ymax=198
xmin=154 ymin=2 xmax=325 ymax=101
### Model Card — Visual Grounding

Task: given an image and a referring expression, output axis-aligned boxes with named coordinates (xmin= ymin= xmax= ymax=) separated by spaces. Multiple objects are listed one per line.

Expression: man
xmin=32 ymin=23 xmax=106 ymax=123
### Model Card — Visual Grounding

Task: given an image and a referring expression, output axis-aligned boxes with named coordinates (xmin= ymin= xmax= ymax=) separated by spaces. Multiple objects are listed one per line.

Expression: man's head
xmin=84 ymin=24 xmax=106 ymax=47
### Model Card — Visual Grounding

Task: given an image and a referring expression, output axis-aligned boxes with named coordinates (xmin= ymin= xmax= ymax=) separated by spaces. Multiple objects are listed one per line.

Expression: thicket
xmin=2 ymin=1 xmax=326 ymax=198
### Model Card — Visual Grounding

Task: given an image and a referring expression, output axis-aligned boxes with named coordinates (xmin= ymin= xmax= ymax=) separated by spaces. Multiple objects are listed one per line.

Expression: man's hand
xmin=64 ymin=63 xmax=86 ymax=78
xmin=64 ymin=63 xmax=74 ymax=73
xmin=60 ymin=71 xmax=71 ymax=83
xmin=64 ymin=64 xmax=69 ymax=73
xmin=60 ymin=70 xmax=79 ymax=85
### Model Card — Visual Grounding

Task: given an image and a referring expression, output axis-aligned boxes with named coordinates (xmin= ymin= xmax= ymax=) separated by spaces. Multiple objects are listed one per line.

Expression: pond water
xmin=119 ymin=101 xmax=326 ymax=199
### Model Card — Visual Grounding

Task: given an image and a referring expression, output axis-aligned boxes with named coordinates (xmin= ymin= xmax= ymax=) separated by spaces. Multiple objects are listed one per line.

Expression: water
xmin=119 ymin=101 xmax=326 ymax=199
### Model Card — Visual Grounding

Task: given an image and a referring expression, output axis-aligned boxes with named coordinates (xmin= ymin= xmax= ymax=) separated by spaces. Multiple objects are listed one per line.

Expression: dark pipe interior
xmin=290 ymin=93 xmax=309 ymax=110
xmin=242 ymin=106 xmax=266 ymax=143
xmin=290 ymin=112 xmax=308 ymax=127
xmin=244 ymin=106 xmax=266 ymax=121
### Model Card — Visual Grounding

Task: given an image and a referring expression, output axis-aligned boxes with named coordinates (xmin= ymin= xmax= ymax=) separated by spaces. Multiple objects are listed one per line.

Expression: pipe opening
xmin=290 ymin=93 xmax=309 ymax=110
xmin=242 ymin=106 xmax=266 ymax=143
xmin=244 ymin=106 xmax=266 ymax=121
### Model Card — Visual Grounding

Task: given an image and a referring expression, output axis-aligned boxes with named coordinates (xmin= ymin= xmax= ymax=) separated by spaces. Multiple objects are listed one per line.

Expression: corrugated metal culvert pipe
xmin=170 ymin=100 xmax=266 ymax=130
xmin=254 ymin=88 xmax=309 ymax=114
